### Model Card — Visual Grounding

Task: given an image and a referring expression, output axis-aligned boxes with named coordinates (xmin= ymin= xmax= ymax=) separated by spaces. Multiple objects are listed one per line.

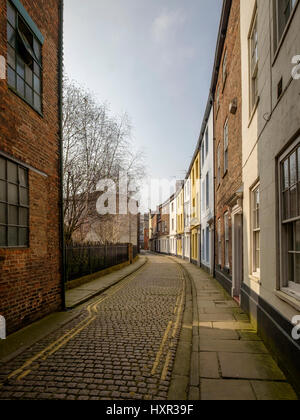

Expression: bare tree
xmin=63 ymin=77 xmax=145 ymax=243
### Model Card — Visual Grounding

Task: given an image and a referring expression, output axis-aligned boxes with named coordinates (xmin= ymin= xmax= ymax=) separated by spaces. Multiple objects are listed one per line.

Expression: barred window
xmin=7 ymin=1 xmax=42 ymax=113
xmin=0 ymin=156 xmax=29 ymax=247
xmin=280 ymin=141 xmax=300 ymax=292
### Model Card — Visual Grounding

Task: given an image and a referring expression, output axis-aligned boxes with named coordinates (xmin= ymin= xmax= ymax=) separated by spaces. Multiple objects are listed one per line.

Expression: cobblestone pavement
xmin=0 ymin=255 xmax=186 ymax=400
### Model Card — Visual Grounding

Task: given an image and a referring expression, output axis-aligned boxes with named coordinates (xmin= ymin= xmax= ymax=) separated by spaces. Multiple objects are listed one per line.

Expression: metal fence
xmin=65 ymin=243 xmax=129 ymax=282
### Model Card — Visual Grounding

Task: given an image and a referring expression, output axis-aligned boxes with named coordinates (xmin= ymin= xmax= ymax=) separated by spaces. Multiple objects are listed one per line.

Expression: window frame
xmin=274 ymin=0 xmax=298 ymax=52
xmin=0 ymin=156 xmax=30 ymax=248
xmin=251 ymin=183 xmax=261 ymax=277
xmin=218 ymin=218 xmax=222 ymax=266
xmin=6 ymin=0 xmax=43 ymax=115
xmin=222 ymin=49 xmax=228 ymax=85
xmin=248 ymin=9 xmax=258 ymax=114
xmin=278 ymin=138 xmax=300 ymax=299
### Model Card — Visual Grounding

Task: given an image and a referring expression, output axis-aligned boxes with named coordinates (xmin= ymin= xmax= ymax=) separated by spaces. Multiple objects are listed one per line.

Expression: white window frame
xmin=251 ymin=183 xmax=261 ymax=277
xmin=278 ymin=138 xmax=300 ymax=300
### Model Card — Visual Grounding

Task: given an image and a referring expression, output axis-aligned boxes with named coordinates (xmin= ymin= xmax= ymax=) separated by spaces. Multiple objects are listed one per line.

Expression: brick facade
xmin=214 ymin=0 xmax=242 ymax=286
xmin=0 ymin=0 xmax=63 ymax=334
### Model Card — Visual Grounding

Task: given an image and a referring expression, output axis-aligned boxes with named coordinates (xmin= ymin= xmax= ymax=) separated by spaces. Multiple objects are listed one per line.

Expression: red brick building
xmin=0 ymin=0 xmax=64 ymax=334
xmin=213 ymin=0 xmax=243 ymax=299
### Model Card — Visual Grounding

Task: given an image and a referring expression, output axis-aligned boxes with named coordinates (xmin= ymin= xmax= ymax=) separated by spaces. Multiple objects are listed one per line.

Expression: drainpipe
xmin=58 ymin=0 xmax=66 ymax=310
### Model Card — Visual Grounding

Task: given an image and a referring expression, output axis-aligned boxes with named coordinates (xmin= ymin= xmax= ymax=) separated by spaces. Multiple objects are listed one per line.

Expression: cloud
xmin=152 ymin=9 xmax=186 ymax=44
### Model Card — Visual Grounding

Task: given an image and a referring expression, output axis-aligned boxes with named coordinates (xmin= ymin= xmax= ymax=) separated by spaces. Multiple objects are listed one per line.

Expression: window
xmin=216 ymin=85 xmax=220 ymax=110
xmin=202 ymin=229 xmax=205 ymax=261
xmin=192 ymin=198 xmax=196 ymax=219
xmin=206 ymin=227 xmax=210 ymax=263
xmin=205 ymin=129 xmax=209 ymax=157
xmin=275 ymin=0 xmax=297 ymax=49
xmin=249 ymin=10 xmax=258 ymax=112
xmin=206 ymin=173 xmax=209 ymax=209
xmin=217 ymin=144 xmax=221 ymax=185
xmin=218 ymin=219 xmax=222 ymax=266
xmin=201 ymin=142 xmax=205 ymax=167
xmin=6 ymin=1 xmax=43 ymax=113
xmin=252 ymin=184 xmax=260 ymax=275
xmin=196 ymin=159 xmax=199 ymax=180
xmin=172 ymin=218 xmax=174 ymax=231
xmin=223 ymin=49 xmax=227 ymax=84
xmin=279 ymin=141 xmax=300 ymax=294
xmin=0 ymin=156 xmax=29 ymax=247
xmin=202 ymin=181 xmax=205 ymax=211
xmin=224 ymin=212 xmax=229 ymax=268
xmin=224 ymin=119 xmax=229 ymax=173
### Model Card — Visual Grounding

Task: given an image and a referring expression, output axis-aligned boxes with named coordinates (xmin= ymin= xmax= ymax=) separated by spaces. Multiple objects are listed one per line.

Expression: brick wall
xmin=214 ymin=0 xmax=242 ymax=278
xmin=0 ymin=0 xmax=62 ymax=334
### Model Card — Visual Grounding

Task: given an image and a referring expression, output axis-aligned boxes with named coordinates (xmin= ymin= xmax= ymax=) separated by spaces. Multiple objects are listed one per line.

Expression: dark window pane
xmin=33 ymin=75 xmax=40 ymax=94
xmin=19 ymin=228 xmax=28 ymax=246
xmin=7 ymin=45 xmax=15 ymax=69
xmin=16 ymin=56 xmax=25 ymax=78
xmin=25 ymin=84 xmax=33 ymax=105
xmin=0 ymin=226 xmax=6 ymax=246
xmin=296 ymin=220 xmax=300 ymax=252
xmin=17 ymin=75 xmax=25 ymax=97
xmin=33 ymin=61 xmax=40 ymax=77
xmin=0 ymin=203 xmax=6 ymax=224
xmin=290 ymin=185 xmax=297 ymax=218
xmin=290 ymin=152 xmax=297 ymax=185
xmin=283 ymin=190 xmax=289 ymax=220
xmin=8 ymin=205 xmax=18 ymax=225
xmin=0 ymin=181 xmax=6 ymax=202
xmin=19 ymin=207 xmax=28 ymax=226
xmin=7 ymin=161 xmax=17 ymax=183
xmin=20 ymin=187 xmax=28 ymax=206
xmin=7 ymin=23 xmax=16 ymax=47
xmin=8 ymin=183 xmax=18 ymax=204
xmin=25 ymin=65 xmax=33 ymax=86
xmin=283 ymin=159 xmax=289 ymax=189
xmin=34 ymin=93 xmax=41 ymax=112
xmin=8 ymin=226 xmax=18 ymax=246
xmin=0 ymin=158 xmax=5 ymax=179
xmin=33 ymin=38 xmax=41 ymax=63
xmin=295 ymin=254 xmax=300 ymax=284
xmin=7 ymin=2 xmax=16 ymax=27
xmin=7 ymin=66 xmax=16 ymax=89
xmin=19 ymin=167 xmax=28 ymax=187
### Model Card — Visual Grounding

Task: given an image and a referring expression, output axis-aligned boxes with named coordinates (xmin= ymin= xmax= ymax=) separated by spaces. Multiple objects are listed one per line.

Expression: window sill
xmin=275 ymin=290 xmax=300 ymax=311
xmin=249 ymin=274 xmax=261 ymax=285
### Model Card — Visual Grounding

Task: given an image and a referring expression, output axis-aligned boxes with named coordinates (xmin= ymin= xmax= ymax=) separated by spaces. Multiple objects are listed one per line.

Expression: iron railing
xmin=65 ymin=243 xmax=129 ymax=282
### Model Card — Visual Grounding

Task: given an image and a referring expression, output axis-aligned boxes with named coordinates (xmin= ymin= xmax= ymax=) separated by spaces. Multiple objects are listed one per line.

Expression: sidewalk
xmin=66 ymin=256 xmax=147 ymax=309
xmin=175 ymin=259 xmax=298 ymax=400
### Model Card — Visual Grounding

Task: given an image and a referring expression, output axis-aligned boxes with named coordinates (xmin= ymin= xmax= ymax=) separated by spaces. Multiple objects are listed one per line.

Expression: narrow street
xmin=0 ymin=255 xmax=186 ymax=400
xmin=0 ymin=254 xmax=297 ymax=401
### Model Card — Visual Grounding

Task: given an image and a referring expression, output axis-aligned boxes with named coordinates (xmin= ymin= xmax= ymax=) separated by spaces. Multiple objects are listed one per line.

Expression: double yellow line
xmin=151 ymin=263 xmax=186 ymax=381
xmin=3 ymin=260 xmax=148 ymax=384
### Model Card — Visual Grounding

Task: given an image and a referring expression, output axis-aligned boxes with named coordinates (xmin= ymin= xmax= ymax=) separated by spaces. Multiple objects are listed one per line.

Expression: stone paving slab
xmin=172 ymin=257 xmax=298 ymax=400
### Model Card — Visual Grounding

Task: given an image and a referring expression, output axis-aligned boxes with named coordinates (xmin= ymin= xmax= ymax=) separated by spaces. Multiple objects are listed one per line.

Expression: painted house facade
xmin=183 ymin=177 xmax=191 ymax=260
xmin=190 ymin=152 xmax=201 ymax=266
xmin=200 ymin=102 xmax=214 ymax=274
xmin=169 ymin=194 xmax=177 ymax=256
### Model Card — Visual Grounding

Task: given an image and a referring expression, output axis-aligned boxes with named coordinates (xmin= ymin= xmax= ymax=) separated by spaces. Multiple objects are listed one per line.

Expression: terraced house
xmin=190 ymin=150 xmax=200 ymax=266
xmin=0 ymin=0 xmax=64 ymax=333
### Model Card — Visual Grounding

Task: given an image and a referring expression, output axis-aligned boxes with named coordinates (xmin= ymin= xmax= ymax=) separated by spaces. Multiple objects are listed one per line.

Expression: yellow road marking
xmin=5 ymin=260 xmax=148 ymax=383
xmin=151 ymin=321 xmax=172 ymax=376
xmin=161 ymin=351 xmax=172 ymax=381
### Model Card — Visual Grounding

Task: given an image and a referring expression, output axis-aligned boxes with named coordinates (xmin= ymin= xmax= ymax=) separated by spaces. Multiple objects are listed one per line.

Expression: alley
xmin=0 ymin=255 xmax=186 ymax=400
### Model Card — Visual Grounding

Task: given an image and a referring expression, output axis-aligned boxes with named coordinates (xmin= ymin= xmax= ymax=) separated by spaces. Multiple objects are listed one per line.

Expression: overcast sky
xmin=64 ymin=0 xmax=221 ymax=176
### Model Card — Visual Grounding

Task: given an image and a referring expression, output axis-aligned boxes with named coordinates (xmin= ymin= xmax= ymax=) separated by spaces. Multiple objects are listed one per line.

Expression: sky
xmin=64 ymin=0 xmax=222 ymax=209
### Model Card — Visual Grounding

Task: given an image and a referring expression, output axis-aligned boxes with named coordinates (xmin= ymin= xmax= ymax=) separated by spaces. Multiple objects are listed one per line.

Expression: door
xmin=232 ymin=213 xmax=243 ymax=299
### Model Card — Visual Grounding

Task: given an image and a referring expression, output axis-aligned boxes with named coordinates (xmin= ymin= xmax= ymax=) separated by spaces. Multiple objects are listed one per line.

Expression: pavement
xmin=0 ymin=253 xmax=298 ymax=400
xmin=171 ymin=257 xmax=298 ymax=401
xmin=66 ymin=256 xmax=147 ymax=309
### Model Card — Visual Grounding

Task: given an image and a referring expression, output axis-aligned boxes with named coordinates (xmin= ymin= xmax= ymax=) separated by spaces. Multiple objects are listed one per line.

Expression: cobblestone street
xmin=0 ymin=255 xmax=186 ymax=400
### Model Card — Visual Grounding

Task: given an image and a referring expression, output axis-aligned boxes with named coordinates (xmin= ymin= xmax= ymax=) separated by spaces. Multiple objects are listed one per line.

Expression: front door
xmin=232 ymin=212 xmax=243 ymax=300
